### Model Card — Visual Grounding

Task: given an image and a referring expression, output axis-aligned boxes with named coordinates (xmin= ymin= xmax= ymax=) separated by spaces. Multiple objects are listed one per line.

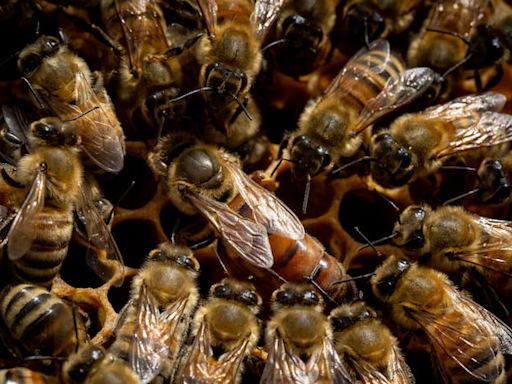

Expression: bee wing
xmin=0 ymin=205 xmax=16 ymax=246
xmin=450 ymin=215 xmax=512 ymax=278
xmin=1 ymin=103 xmax=34 ymax=159
xmin=346 ymin=356 xmax=393 ymax=383
xmin=322 ymin=39 xmax=395 ymax=98
xmin=307 ymin=338 xmax=352 ymax=384
xmin=73 ymin=72 xmax=125 ymax=173
xmin=223 ymin=160 xmax=305 ymax=240
xmin=436 ymin=112 xmax=512 ymax=158
xmin=75 ymin=184 xmax=125 ymax=286
xmin=6 ymin=165 xmax=45 ymax=260
xmin=251 ymin=0 xmax=284 ymax=41
xmin=389 ymin=345 xmax=416 ymax=384
xmin=424 ymin=0 xmax=486 ymax=38
xmin=130 ymin=284 xmax=169 ymax=384
xmin=187 ymin=193 xmax=274 ymax=269
xmin=196 ymin=0 xmax=218 ymax=38
xmin=353 ymin=67 xmax=437 ymax=134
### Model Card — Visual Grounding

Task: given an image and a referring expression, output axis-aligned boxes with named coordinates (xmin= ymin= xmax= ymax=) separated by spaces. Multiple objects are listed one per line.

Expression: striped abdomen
xmin=11 ymin=207 xmax=73 ymax=288
xmin=0 ymin=368 xmax=50 ymax=384
xmin=427 ymin=311 xmax=506 ymax=384
xmin=108 ymin=303 xmax=138 ymax=364
xmin=0 ymin=284 xmax=77 ymax=357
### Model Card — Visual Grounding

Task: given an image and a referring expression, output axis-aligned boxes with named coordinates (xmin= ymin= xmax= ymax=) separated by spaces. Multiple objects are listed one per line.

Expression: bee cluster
xmin=1 ymin=0 xmax=512 ymax=383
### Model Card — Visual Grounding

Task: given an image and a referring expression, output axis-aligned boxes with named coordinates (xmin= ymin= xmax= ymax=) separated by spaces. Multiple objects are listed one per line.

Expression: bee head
xmin=330 ymin=302 xmax=377 ymax=332
xmin=371 ymin=256 xmax=410 ymax=302
xmin=477 ymin=159 xmax=511 ymax=204
xmin=392 ymin=205 xmax=427 ymax=250
xmin=18 ymin=35 xmax=60 ymax=75
xmin=211 ymin=278 xmax=262 ymax=308
xmin=272 ymin=283 xmax=322 ymax=310
xmin=30 ymin=117 xmax=77 ymax=147
xmin=204 ymin=62 xmax=248 ymax=101
xmin=289 ymin=135 xmax=331 ymax=180
xmin=63 ymin=345 xmax=105 ymax=384
xmin=341 ymin=3 xmax=384 ymax=53
xmin=149 ymin=243 xmax=200 ymax=273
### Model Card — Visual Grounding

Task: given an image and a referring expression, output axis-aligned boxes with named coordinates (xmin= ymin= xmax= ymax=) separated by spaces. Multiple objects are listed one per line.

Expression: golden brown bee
xmin=473 ymin=156 xmax=512 ymax=204
xmin=148 ymin=132 xmax=356 ymax=301
xmin=268 ymin=0 xmax=340 ymax=78
xmin=62 ymin=344 xmax=139 ymax=384
xmin=0 ymin=368 xmax=54 ymax=384
xmin=17 ymin=35 xmax=125 ymax=173
xmin=0 ymin=283 xmax=86 ymax=357
xmin=391 ymin=204 xmax=512 ymax=300
xmin=329 ymin=301 xmax=414 ymax=383
xmin=128 ymin=242 xmax=200 ymax=382
xmin=177 ymin=278 xmax=261 ymax=384
xmin=261 ymin=283 xmax=351 ymax=383
xmin=407 ymin=0 xmax=494 ymax=73
xmin=369 ymin=92 xmax=512 ymax=189
xmin=281 ymin=39 xmax=435 ymax=192
xmin=371 ymin=255 xmax=512 ymax=384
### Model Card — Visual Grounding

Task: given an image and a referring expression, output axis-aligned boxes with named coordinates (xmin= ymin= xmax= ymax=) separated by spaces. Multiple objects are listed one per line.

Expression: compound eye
xmin=19 ymin=53 xmax=41 ymax=74
xmin=240 ymin=290 xmax=259 ymax=306
xmin=398 ymin=148 xmax=411 ymax=168
xmin=276 ymin=289 xmax=295 ymax=305
xmin=213 ymin=284 xmax=232 ymax=298
xmin=282 ymin=15 xmax=305 ymax=33
xmin=45 ymin=36 xmax=60 ymax=51
xmin=176 ymin=254 xmax=199 ymax=271
xmin=303 ymin=290 xmax=320 ymax=305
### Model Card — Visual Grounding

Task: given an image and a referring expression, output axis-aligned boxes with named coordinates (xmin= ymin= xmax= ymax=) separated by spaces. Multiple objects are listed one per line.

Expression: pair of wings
xmin=408 ymin=283 xmax=512 ymax=382
xmin=196 ymin=0 xmax=284 ymax=41
xmin=260 ymin=333 xmax=352 ymax=383
xmin=408 ymin=92 xmax=512 ymax=159
xmin=178 ymin=320 xmax=251 ymax=383
xmin=187 ymin=156 xmax=304 ymax=270
xmin=2 ymin=163 xmax=125 ymax=286
xmin=120 ymin=284 xmax=191 ymax=384
xmin=320 ymin=39 xmax=438 ymax=135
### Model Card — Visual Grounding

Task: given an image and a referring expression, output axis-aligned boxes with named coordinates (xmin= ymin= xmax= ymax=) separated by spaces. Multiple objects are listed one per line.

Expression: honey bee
xmin=177 ymin=278 xmax=261 ymax=384
xmin=407 ymin=0 xmax=494 ymax=73
xmin=329 ymin=301 xmax=414 ymax=383
xmin=193 ymin=0 xmax=281 ymax=130
xmin=0 ymin=368 xmax=54 ymax=384
xmin=148 ymin=132 xmax=356 ymax=301
xmin=280 ymin=39 xmax=435 ymax=189
xmin=391 ymin=204 xmax=512 ymax=299
xmin=129 ymin=242 xmax=200 ymax=382
xmin=267 ymin=0 xmax=340 ymax=78
xmin=474 ymin=156 xmax=512 ymax=204
xmin=0 ymin=283 xmax=86 ymax=357
xmin=17 ymin=35 xmax=125 ymax=173
xmin=371 ymin=255 xmax=512 ymax=384
xmin=369 ymin=92 xmax=512 ymax=189
xmin=261 ymin=283 xmax=351 ymax=383
xmin=337 ymin=0 xmax=425 ymax=53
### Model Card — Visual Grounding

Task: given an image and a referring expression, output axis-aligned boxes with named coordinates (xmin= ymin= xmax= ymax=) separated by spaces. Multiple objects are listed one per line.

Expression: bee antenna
xmin=426 ymin=28 xmax=471 ymax=46
xmin=228 ymin=92 xmax=252 ymax=121
xmin=266 ymin=267 xmax=288 ymax=284
xmin=106 ymin=180 xmax=136 ymax=223
xmin=439 ymin=165 xmax=477 ymax=173
xmin=271 ymin=157 xmax=296 ymax=176
xmin=302 ymin=173 xmax=311 ymax=214
xmin=168 ymin=86 xmax=214 ymax=103
xmin=332 ymin=272 xmax=376 ymax=285
xmin=331 ymin=156 xmax=375 ymax=176
xmin=21 ymin=77 xmax=49 ymax=114
xmin=63 ymin=106 xmax=100 ymax=122
xmin=304 ymin=264 xmax=338 ymax=306
xmin=354 ymin=226 xmax=381 ymax=257
xmin=363 ymin=17 xmax=371 ymax=50
xmin=356 ymin=232 xmax=398 ymax=251
xmin=72 ymin=306 xmax=80 ymax=353
xmin=443 ymin=188 xmax=480 ymax=206
xmin=213 ymin=243 xmax=231 ymax=277
xmin=442 ymin=53 xmax=473 ymax=78
xmin=261 ymin=38 xmax=288 ymax=53
xmin=377 ymin=192 xmax=400 ymax=213
xmin=156 ymin=114 xmax=165 ymax=141
xmin=23 ymin=355 xmax=67 ymax=362
xmin=0 ymin=48 xmax=22 ymax=69
xmin=170 ymin=217 xmax=180 ymax=245
xmin=188 ymin=236 xmax=215 ymax=250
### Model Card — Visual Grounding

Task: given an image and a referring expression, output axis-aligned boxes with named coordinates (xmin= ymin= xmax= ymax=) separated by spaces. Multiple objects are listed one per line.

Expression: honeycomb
xmin=1 ymin=1 xmax=512 ymax=383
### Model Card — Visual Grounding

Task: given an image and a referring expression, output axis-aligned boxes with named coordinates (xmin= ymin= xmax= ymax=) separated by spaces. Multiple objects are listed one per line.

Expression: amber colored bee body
xmin=177 ymin=278 xmax=261 ymax=384
xmin=149 ymin=132 xmax=356 ymax=302
xmin=0 ymin=284 xmax=84 ymax=357
xmin=372 ymin=256 xmax=512 ymax=384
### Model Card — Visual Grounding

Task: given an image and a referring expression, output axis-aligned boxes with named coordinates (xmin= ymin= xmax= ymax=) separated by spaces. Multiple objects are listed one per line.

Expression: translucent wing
xmin=130 ymin=284 xmax=169 ymax=384
xmin=196 ymin=0 xmax=218 ymax=38
xmin=389 ymin=345 xmax=416 ymax=384
xmin=251 ymin=0 xmax=284 ymax=41
xmin=75 ymin=183 xmax=125 ymax=286
xmin=0 ymin=205 xmax=16 ymax=246
xmin=187 ymin=193 xmax=274 ymax=269
xmin=7 ymin=164 xmax=45 ymax=260
xmin=115 ymin=0 xmax=170 ymax=73
xmin=322 ymin=40 xmax=395 ymax=98
xmin=179 ymin=319 xmax=213 ymax=384
xmin=73 ymin=72 xmax=125 ymax=173
xmin=223 ymin=159 xmax=304 ymax=240
xmin=346 ymin=356 xmax=392 ymax=384
xmin=436 ymin=112 xmax=512 ymax=158
xmin=353 ymin=67 xmax=437 ymax=134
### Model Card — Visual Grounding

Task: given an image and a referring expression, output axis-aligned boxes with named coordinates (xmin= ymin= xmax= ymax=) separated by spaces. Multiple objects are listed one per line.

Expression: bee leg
xmin=474 ymin=69 xmax=483 ymax=92
xmin=482 ymin=63 xmax=503 ymax=91
xmin=164 ymin=33 xmax=203 ymax=58
xmin=228 ymin=97 xmax=250 ymax=125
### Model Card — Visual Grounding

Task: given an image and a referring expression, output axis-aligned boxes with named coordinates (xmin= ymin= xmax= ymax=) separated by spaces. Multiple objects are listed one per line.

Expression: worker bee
xmin=329 ymin=301 xmax=414 ymax=383
xmin=391 ymin=204 xmax=512 ymax=299
xmin=407 ymin=0 xmax=494 ymax=73
xmin=17 ymin=35 xmax=125 ymax=173
xmin=371 ymin=255 xmax=512 ymax=384
xmin=148 ymin=132 xmax=356 ymax=301
xmin=0 ymin=283 xmax=86 ymax=357
xmin=261 ymin=283 xmax=351 ymax=383
xmin=177 ymin=278 xmax=261 ymax=384
xmin=369 ymin=92 xmax=512 ymax=189
xmin=267 ymin=0 xmax=340 ymax=78
xmin=279 ymin=39 xmax=435 ymax=209
xmin=0 ymin=368 xmax=54 ymax=384
xmin=193 ymin=0 xmax=281 ymax=130
xmin=336 ymin=0 xmax=425 ymax=53
xmin=474 ymin=156 xmax=512 ymax=204
xmin=128 ymin=242 xmax=200 ymax=382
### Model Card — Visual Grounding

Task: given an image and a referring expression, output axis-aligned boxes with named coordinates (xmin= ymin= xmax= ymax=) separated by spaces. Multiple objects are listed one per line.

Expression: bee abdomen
xmin=0 ymin=367 xmax=49 ymax=384
xmin=11 ymin=209 xmax=73 ymax=287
